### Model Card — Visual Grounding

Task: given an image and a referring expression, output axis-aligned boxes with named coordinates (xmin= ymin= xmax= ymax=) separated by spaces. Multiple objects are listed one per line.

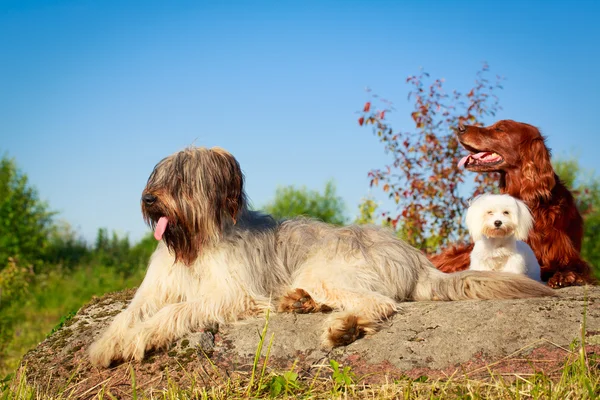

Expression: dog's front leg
xmin=88 ymin=284 xmax=166 ymax=367
xmin=89 ymin=244 xmax=173 ymax=367
xmin=120 ymin=300 xmax=219 ymax=362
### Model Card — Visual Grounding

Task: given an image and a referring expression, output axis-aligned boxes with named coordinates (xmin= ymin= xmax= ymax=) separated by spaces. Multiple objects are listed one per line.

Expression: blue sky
xmin=2 ymin=0 xmax=599 ymax=243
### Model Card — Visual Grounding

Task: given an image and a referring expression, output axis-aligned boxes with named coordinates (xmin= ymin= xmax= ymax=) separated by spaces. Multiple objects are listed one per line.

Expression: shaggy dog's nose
xmin=494 ymin=220 xmax=502 ymax=228
xmin=142 ymin=194 xmax=157 ymax=205
xmin=457 ymin=123 xmax=467 ymax=134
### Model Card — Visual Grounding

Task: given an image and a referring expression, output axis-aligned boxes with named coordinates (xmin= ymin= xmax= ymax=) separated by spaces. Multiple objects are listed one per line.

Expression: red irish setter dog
xmin=430 ymin=120 xmax=595 ymax=288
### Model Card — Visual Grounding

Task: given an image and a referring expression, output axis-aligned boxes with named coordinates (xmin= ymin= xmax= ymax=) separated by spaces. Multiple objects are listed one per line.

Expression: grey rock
xmin=19 ymin=286 xmax=599 ymax=398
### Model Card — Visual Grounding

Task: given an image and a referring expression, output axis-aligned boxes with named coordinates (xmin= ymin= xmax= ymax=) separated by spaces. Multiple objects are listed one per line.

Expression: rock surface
xmin=19 ymin=286 xmax=600 ymax=398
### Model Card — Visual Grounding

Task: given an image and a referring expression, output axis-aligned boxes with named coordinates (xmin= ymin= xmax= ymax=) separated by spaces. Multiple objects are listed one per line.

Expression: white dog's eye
xmin=487 ymin=211 xmax=493 ymax=215
xmin=503 ymin=211 xmax=510 ymax=215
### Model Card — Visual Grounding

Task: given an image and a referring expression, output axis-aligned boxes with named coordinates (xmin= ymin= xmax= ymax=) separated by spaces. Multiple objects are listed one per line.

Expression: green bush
xmin=45 ymin=221 xmax=90 ymax=269
xmin=553 ymin=158 xmax=600 ymax=275
xmin=0 ymin=258 xmax=32 ymax=358
xmin=90 ymin=229 xmax=157 ymax=275
xmin=0 ymin=156 xmax=54 ymax=269
xmin=263 ymin=180 xmax=347 ymax=225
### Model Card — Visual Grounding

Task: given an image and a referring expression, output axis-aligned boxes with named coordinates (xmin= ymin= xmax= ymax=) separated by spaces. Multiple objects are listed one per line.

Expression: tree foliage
xmin=84 ymin=228 xmax=156 ymax=275
xmin=358 ymin=65 xmax=503 ymax=252
xmin=45 ymin=221 xmax=89 ymax=269
xmin=0 ymin=156 xmax=54 ymax=269
xmin=0 ymin=258 xmax=32 ymax=355
xmin=45 ymin=224 xmax=158 ymax=274
xmin=263 ymin=180 xmax=347 ymax=225
xmin=553 ymin=158 xmax=600 ymax=271
xmin=354 ymin=197 xmax=378 ymax=226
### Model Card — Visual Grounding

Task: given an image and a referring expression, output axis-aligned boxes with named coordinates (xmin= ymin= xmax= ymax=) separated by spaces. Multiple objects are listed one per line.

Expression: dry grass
xmin=2 ymin=353 xmax=599 ymax=400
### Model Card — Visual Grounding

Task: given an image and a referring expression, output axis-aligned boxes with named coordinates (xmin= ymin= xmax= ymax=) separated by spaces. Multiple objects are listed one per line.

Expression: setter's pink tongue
xmin=154 ymin=217 xmax=169 ymax=241
xmin=458 ymin=155 xmax=470 ymax=168
xmin=458 ymin=152 xmax=497 ymax=168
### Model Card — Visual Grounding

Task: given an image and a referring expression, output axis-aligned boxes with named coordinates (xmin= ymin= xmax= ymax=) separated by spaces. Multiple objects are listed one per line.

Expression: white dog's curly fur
xmin=466 ymin=194 xmax=541 ymax=281
xmin=88 ymin=147 xmax=554 ymax=368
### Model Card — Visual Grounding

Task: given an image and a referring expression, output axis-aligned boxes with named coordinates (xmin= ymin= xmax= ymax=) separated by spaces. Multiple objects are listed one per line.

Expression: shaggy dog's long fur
xmin=89 ymin=146 xmax=555 ymax=367
xmin=430 ymin=120 xmax=595 ymax=288
xmin=466 ymin=194 xmax=541 ymax=281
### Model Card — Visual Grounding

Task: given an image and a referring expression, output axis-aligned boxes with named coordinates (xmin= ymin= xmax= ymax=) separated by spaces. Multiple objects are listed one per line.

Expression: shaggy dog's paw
xmin=122 ymin=329 xmax=151 ymax=362
xmin=89 ymin=335 xmax=122 ymax=368
xmin=324 ymin=314 xmax=377 ymax=347
xmin=278 ymin=288 xmax=332 ymax=314
xmin=547 ymin=271 xmax=586 ymax=288
xmin=122 ymin=326 xmax=172 ymax=362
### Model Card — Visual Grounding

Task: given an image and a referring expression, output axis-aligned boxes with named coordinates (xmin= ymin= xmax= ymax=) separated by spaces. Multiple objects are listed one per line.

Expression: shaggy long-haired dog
xmin=431 ymin=120 xmax=595 ymax=288
xmin=89 ymin=146 xmax=555 ymax=367
xmin=466 ymin=194 xmax=540 ymax=281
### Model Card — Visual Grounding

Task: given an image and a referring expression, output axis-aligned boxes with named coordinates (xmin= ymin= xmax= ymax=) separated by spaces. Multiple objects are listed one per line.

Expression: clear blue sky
xmin=2 ymin=0 xmax=599 ymax=243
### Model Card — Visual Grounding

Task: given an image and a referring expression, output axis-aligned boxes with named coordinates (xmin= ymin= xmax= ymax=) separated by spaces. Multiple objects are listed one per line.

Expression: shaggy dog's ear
xmin=206 ymin=147 xmax=245 ymax=224
xmin=514 ymin=197 xmax=534 ymax=241
xmin=519 ymin=136 xmax=555 ymax=203
xmin=465 ymin=196 xmax=485 ymax=242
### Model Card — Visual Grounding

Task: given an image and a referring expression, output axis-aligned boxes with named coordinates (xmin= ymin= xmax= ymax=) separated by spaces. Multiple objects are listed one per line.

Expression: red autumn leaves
xmin=358 ymin=65 xmax=503 ymax=252
xmin=359 ymin=102 xmax=385 ymax=126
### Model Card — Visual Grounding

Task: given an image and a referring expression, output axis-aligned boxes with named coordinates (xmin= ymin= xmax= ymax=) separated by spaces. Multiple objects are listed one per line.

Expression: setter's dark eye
xmin=495 ymin=126 xmax=504 ymax=132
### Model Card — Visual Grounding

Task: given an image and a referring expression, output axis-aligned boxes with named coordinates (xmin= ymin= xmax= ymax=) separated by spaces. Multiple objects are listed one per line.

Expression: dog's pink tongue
xmin=458 ymin=155 xmax=470 ymax=168
xmin=458 ymin=152 xmax=492 ymax=168
xmin=154 ymin=217 xmax=169 ymax=241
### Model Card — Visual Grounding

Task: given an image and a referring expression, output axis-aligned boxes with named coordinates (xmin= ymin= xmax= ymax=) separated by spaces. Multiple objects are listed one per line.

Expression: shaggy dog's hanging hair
xmin=89 ymin=146 xmax=555 ymax=367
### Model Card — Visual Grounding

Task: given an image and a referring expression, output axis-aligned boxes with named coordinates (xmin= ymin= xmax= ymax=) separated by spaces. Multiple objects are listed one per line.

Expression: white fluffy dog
xmin=466 ymin=194 xmax=541 ymax=281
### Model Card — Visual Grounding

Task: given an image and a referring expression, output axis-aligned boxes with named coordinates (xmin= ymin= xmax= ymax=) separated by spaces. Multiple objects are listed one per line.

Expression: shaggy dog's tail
xmin=412 ymin=268 xmax=556 ymax=301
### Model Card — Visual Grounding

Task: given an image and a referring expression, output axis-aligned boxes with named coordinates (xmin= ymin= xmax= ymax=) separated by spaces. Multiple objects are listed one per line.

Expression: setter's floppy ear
xmin=519 ymin=137 xmax=555 ymax=203
xmin=207 ymin=147 xmax=246 ymax=224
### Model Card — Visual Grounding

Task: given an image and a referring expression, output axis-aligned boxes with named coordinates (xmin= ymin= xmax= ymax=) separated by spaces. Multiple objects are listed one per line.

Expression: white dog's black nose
xmin=494 ymin=220 xmax=502 ymax=228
